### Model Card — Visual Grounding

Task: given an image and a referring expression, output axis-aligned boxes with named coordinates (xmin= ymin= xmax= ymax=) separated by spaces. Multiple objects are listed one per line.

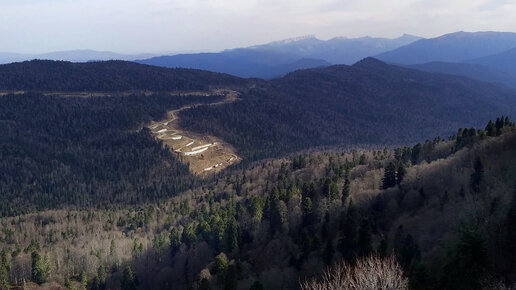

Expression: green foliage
xmin=213 ymin=253 xmax=228 ymax=275
xmin=440 ymin=227 xmax=489 ymax=290
xmin=292 ymin=155 xmax=307 ymax=170
xmin=249 ymin=196 xmax=264 ymax=221
xmin=485 ymin=120 xmax=496 ymax=137
xmin=80 ymin=271 xmax=88 ymax=289
xmin=132 ymin=238 xmax=143 ymax=257
xmin=170 ymin=227 xmax=182 ymax=255
xmin=0 ymin=249 xmax=9 ymax=290
xmin=382 ymin=162 xmax=397 ymax=189
xmin=110 ymin=240 xmax=116 ymax=256
xmin=470 ymin=156 xmax=484 ymax=193
xmin=31 ymin=251 xmax=50 ymax=284
xmin=93 ymin=264 xmax=107 ymax=290
xmin=64 ymin=277 xmax=72 ymax=290
xmin=121 ymin=266 xmax=137 ymax=290
xmin=226 ymin=217 xmax=239 ymax=252
xmin=182 ymin=223 xmax=197 ymax=247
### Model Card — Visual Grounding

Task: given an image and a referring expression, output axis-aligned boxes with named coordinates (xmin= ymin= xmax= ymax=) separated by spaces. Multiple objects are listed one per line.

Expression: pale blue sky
xmin=1 ymin=0 xmax=515 ymax=54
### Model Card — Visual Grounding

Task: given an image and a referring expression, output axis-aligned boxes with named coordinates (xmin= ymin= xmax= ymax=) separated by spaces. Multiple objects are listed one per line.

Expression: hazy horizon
xmin=2 ymin=0 xmax=516 ymax=54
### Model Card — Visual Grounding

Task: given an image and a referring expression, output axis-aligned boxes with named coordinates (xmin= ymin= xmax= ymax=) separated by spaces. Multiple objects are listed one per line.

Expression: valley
xmin=148 ymin=89 xmax=241 ymax=175
xmin=1 ymin=42 xmax=516 ymax=289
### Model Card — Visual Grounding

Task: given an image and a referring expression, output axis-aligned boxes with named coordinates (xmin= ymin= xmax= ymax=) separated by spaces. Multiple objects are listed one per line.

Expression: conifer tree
xmin=397 ymin=164 xmax=406 ymax=185
xmin=80 ymin=271 xmax=88 ymax=290
xmin=382 ymin=162 xmax=397 ymax=189
xmin=485 ymin=120 xmax=496 ymax=137
xmin=470 ymin=156 xmax=484 ymax=193
xmin=121 ymin=266 xmax=137 ymax=290
xmin=339 ymin=200 xmax=359 ymax=263
xmin=226 ymin=217 xmax=239 ymax=252
xmin=31 ymin=251 xmax=47 ymax=284
xmin=0 ymin=249 xmax=9 ymax=290
xmin=342 ymin=168 xmax=351 ymax=204
xmin=358 ymin=218 xmax=372 ymax=257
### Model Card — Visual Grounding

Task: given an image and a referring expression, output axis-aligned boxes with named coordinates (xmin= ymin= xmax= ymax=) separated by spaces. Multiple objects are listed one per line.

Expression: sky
xmin=1 ymin=0 xmax=516 ymax=54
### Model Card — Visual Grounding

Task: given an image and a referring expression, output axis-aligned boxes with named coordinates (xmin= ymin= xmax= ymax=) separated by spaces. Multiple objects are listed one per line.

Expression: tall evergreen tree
xmin=121 ymin=266 xmax=137 ymax=290
xmin=382 ymin=162 xmax=397 ymax=189
xmin=80 ymin=271 xmax=88 ymax=290
xmin=226 ymin=217 xmax=239 ymax=252
xmin=339 ymin=200 xmax=359 ymax=263
xmin=93 ymin=264 xmax=107 ymax=290
xmin=485 ymin=120 xmax=496 ymax=137
xmin=440 ymin=227 xmax=489 ymax=290
xmin=170 ymin=227 xmax=181 ymax=256
xmin=358 ymin=218 xmax=373 ymax=257
xmin=397 ymin=164 xmax=406 ymax=185
xmin=470 ymin=156 xmax=484 ymax=193
xmin=31 ymin=251 xmax=48 ymax=284
xmin=342 ymin=168 xmax=351 ymax=204
xmin=0 ymin=249 xmax=9 ymax=290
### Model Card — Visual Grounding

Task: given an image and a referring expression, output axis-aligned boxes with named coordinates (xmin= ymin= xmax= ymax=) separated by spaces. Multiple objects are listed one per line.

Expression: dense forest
xmin=1 ymin=59 xmax=516 ymax=289
xmin=0 ymin=117 xmax=515 ymax=289
xmin=0 ymin=60 xmax=246 ymax=92
xmin=0 ymin=92 xmax=227 ymax=216
xmin=179 ymin=58 xmax=516 ymax=162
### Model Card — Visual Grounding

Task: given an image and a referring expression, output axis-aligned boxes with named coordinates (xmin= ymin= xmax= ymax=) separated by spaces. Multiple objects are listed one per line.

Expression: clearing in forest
xmin=148 ymin=89 xmax=241 ymax=175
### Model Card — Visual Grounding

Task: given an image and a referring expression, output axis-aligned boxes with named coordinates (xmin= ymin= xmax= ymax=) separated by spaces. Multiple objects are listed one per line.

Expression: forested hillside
xmin=408 ymin=62 xmax=516 ymax=91
xmin=136 ymin=49 xmax=330 ymax=79
xmin=0 ymin=92 xmax=226 ymax=216
xmin=0 ymin=60 xmax=245 ymax=92
xmin=179 ymin=58 xmax=516 ymax=161
xmin=0 ymin=118 xmax=515 ymax=289
xmin=376 ymin=31 xmax=516 ymax=64
xmin=1 ymin=59 xmax=516 ymax=289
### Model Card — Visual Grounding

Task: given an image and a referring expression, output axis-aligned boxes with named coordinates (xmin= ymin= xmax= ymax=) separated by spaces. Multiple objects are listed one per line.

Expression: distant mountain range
xmin=0 ymin=49 xmax=158 ymax=64
xmin=135 ymin=34 xmax=420 ymax=78
xmin=407 ymin=62 xmax=516 ymax=90
xmin=376 ymin=31 xmax=516 ymax=64
xmin=3 ymin=31 xmax=516 ymax=84
xmin=249 ymin=34 xmax=421 ymax=64
xmin=464 ymin=47 xmax=516 ymax=75
xmin=135 ymin=49 xmax=331 ymax=79
xmin=372 ymin=31 xmax=516 ymax=91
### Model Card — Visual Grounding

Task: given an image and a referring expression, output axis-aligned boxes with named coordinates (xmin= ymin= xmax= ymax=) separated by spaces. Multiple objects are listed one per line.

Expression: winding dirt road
xmin=148 ymin=89 xmax=241 ymax=175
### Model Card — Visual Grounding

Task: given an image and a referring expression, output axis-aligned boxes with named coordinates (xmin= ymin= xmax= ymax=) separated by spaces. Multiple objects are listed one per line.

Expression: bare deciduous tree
xmin=300 ymin=255 xmax=408 ymax=290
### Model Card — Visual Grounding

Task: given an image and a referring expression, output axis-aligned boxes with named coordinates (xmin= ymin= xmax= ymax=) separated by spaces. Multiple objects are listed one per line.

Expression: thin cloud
xmin=0 ymin=0 xmax=515 ymax=53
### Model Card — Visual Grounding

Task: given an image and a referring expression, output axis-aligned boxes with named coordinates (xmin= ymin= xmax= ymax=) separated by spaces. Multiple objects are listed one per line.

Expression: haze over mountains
xmin=3 ymin=29 xmax=516 ymax=290
xmin=136 ymin=34 xmax=420 ymax=78
xmin=3 ymin=31 xmax=516 ymax=84
xmin=0 ymin=50 xmax=158 ymax=64
xmin=372 ymin=31 xmax=516 ymax=90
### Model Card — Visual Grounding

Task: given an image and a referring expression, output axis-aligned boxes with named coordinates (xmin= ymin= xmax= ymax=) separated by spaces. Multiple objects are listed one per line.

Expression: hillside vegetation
xmin=0 ymin=118 xmax=515 ymax=289
xmin=0 ymin=60 xmax=245 ymax=92
xmin=1 ymin=59 xmax=516 ymax=289
xmin=0 ymin=92 xmax=226 ymax=216
xmin=179 ymin=58 xmax=516 ymax=161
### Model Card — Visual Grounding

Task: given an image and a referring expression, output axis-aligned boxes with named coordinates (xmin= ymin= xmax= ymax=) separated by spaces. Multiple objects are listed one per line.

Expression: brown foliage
xmin=300 ymin=255 xmax=408 ymax=290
